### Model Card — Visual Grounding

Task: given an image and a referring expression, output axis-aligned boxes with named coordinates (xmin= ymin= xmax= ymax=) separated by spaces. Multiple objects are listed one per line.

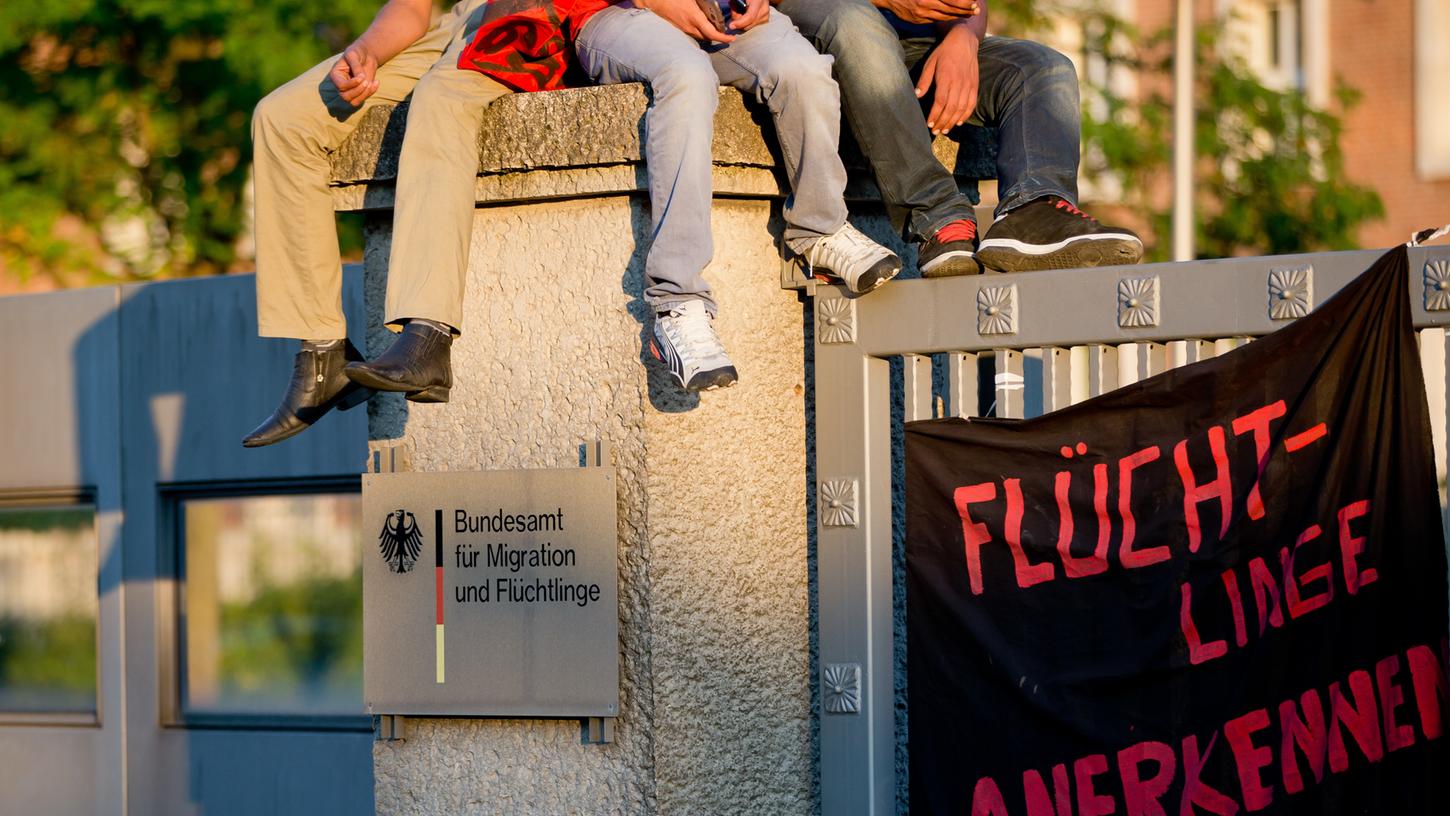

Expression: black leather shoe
xmin=343 ymin=322 xmax=452 ymax=403
xmin=242 ymin=339 xmax=372 ymax=448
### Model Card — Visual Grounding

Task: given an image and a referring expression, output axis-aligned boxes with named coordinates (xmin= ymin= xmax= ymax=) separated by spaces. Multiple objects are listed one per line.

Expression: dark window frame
xmin=159 ymin=477 xmax=371 ymax=733
xmin=0 ymin=488 xmax=101 ymax=727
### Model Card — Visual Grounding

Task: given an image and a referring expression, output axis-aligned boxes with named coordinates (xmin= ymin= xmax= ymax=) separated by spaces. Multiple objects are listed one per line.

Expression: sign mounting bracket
xmin=580 ymin=437 xmax=615 ymax=744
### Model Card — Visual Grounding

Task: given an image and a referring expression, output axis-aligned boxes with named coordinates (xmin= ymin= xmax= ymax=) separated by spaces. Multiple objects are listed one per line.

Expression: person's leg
xmin=575 ymin=4 xmax=720 ymax=316
xmin=343 ymin=9 xmax=513 ymax=403
xmin=967 ymin=37 xmax=1143 ymax=270
xmin=707 ymin=10 xmax=846 ymax=251
xmin=709 ymin=9 xmax=900 ymax=293
xmin=774 ymin=0 xmax=974 ymax=242
xmin=251 ymin=23 xmax=452 ymax=341
xmin=381 ymin=22 xmax=512 ymax=333
xmin=244 ymin=20 xmax=454 ymax=447
xmin=573 ymin=6 xmax=736 ymax=392
xmin=970 ymin=37 xmax=1080 ymax=215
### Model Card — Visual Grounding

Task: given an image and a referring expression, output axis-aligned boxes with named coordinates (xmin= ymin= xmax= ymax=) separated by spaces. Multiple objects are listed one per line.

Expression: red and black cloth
xmin=906 ymin=246 xmax=1450 ymax=813
xmin=458 ymin=0 xmax=616 ymax=92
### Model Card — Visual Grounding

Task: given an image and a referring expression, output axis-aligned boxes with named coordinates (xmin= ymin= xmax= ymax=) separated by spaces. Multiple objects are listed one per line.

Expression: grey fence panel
xmin=814 ymin=294 xmax=896 ymax=815
xmin=0 ymin=288 xmax=125 ymax=815
xmin=1214 ymin=337 xmax=1240 ymax=355
xmin=994 ymin=349 xmax=1025 ymax=419
xmin=1042 ymin=346 xmax=1072 ymax=412
xmin=944 ymin=352 xmax=978 ymax=418
xmin=1119 ymin=341 xmax=1166 ymax=385
xmin=903 ymin=354 xmax=934 ymax=422
xmin=812 ymin=245 xmax=1450 ymax=816
xmin=117 ymin=270 xmax=371 ymax=815
xmin=1087 ymin=343 xmax=1119 ymax=397
xmin=1167 ymin=339 xmax=1214 ymax=368
xmin=853 ymin=247 xmax=1450 ymax=356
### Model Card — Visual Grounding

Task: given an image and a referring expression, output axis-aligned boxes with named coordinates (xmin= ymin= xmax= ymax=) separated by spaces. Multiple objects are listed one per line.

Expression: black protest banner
xmin=907 ymin=246 xmax=1450 ymax=815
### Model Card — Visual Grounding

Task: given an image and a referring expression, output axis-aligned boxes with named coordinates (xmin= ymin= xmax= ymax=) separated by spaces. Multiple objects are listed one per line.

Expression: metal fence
xmin=809 ymin=244 xmax=1450 ymax=815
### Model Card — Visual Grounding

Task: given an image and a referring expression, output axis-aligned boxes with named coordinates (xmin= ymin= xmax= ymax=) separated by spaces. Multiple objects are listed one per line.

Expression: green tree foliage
xmin=0 ymin=0 xmax=378 ymax=285
xmin=0 ymin=614 xmax=97 ymax=708
xmin=216 ymin=570 xmax=363 ymax=705
xmin=1 ymin=2 xmax=1389 ymax=284
xmin=1066 ymin=6 xmax=1383 ymax=259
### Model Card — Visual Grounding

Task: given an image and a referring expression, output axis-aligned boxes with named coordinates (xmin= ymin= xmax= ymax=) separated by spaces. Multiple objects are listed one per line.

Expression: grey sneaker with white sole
xmin=801 ymin=221 xmax=901 ymax=294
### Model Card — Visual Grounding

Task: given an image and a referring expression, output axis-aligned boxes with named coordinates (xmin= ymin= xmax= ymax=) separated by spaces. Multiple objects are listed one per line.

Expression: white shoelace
xmin=806 ymin=222 xmax=887 ymax=279
xmin=665 ymin=302 xmax=727 ymax=363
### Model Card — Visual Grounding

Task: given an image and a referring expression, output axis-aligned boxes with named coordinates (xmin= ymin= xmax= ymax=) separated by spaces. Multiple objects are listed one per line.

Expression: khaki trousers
xmin=252 ymin=0 xmax=508 ymax=339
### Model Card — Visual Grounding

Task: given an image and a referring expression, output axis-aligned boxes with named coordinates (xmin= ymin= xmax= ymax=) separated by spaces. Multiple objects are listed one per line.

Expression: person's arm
xmin=331 ymin=0 xmax=437 ymax=106
xmin=872 ymin=0 xmax=980 ymax=26
xmin=915 ymin=0 xmax=988 ymax=134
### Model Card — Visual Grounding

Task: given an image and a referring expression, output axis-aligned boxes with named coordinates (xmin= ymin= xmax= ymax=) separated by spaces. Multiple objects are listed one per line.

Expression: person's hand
xmin=915 ymin=28 xmax=979 ymax=135
xmin=638 ymin=0 xmax=736 ymax=44
xmin=884 ymin=0 xmax=980 ymax=25
xmin=330 ymin=43 xmax=381 ymax=106
xmin=728 ymin=0 xmax=770 ymax=32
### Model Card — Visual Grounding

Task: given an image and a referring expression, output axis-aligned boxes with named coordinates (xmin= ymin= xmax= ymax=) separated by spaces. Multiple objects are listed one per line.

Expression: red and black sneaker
xmin=918 ymin=219 xmax=982 ymax=277
xmin=977 ymin=197 xmax=1143 ymax=272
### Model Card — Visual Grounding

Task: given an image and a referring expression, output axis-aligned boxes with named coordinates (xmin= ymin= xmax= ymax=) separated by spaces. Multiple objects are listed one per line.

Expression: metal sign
xmin=363 ymin=467 xmax=619 ymax=717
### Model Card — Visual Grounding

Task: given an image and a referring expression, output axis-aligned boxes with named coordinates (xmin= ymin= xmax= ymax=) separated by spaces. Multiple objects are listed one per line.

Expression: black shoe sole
xmin=241 ymin=384 xmax=372 ymax=448
xmin=337 ymin=384 xmax=373 ymax=411
xmin=242 ymin=424 xmax=304 ymax=448
xmin=345 ymin=366 xmax=450 ymax=403
xmin=807 ymin=257 xmax=902 ymax=296
xmin=853 ymin=257 xmax=902 ymax=294
xmin=920 ymin=249 xmax=984 ymax=278
xmin=978 ymin=235 xmax=1144 ymax=273
xmin=684 ymin=366 xmax=739 ymax=392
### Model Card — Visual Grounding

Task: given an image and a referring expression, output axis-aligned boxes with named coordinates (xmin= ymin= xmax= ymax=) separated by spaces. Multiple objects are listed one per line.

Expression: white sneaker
xmin=801 ymin=222 xmax=902 ymax=294
xmin=650 ymin=300 xmax=739 ymax=392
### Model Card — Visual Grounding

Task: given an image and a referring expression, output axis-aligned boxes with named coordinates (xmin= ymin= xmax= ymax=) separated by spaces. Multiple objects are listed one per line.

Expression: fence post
xmin=814 ymin=290 xmax=895 ymax=815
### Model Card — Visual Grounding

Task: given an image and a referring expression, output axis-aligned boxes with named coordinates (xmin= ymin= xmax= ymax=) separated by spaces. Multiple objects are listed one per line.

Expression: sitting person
xmin=772 ymin=0 xmax=1144 ymax=274
xmin=574 ymin=0 xmax=902 ymax=392
xmin=244 ymin=0 xmax=611 ymax=447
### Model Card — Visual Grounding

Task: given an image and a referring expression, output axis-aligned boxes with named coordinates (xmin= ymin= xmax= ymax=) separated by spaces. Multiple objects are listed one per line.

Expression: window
xmin=0 ymin=504 xmax=98 ymax=717
xmin=1228 ymin=0 xmax=1305 ymax=92
xmin=1415 ymin=0 xmax=1450 ymax=178
xmin=177 ymin=490 xmax=362 ymax=720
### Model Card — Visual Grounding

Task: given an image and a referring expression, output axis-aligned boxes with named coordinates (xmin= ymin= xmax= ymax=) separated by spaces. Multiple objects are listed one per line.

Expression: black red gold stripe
xmin=435 ymin=508 xmax=445 ymax=683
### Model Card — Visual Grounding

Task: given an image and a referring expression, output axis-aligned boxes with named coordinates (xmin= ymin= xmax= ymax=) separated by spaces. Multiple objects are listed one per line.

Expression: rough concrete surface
xmin=332 ymin=85 xmax=779 ymax=187
xmin=367 ymin=196 xmax=660 ymax=816
xmin=333 ymin=164 xmax=790 ymax=214
xmin=638 ymin=200 xmax=812 ymax=815
xmin=365 ymin=194 xmax=817 ymax=814
xmin=347 ymin=79 xmax=979 ymax=815
xmin=329 ymin=84 xmax=997 ymax=210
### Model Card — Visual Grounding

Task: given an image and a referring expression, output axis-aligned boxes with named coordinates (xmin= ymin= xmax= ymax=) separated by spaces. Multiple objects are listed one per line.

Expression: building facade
xmin=1112 ymin=0 xmax=1450 ymax=249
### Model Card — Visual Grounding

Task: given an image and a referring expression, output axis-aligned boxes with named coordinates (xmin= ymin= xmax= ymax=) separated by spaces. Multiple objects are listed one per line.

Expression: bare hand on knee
xmin=638 ymin=0 xmax=737 ymax=43
xmin=916 ymin=26 xmax=980 ymax=135
xmin=728 ymin=0 xmax=770 ymax=32
xmin=331 ymin=45 xmax=381 ymax=106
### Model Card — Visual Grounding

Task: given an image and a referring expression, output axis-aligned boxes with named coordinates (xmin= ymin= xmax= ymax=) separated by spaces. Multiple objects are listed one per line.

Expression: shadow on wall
xmin=76 ymin=272 xmax=372 ymax=815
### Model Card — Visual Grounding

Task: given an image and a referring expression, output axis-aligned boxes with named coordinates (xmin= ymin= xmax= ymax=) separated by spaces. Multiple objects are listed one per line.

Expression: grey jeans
xmin=575 ymin=5 xmax=849 ymax=314
xmin=775 ymin=0 xmax=1082 ymax=241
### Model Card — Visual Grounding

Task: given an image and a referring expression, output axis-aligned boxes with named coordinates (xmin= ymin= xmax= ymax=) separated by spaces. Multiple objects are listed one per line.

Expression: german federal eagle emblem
xmin=378 ymin=509 xmax=423 ymax=574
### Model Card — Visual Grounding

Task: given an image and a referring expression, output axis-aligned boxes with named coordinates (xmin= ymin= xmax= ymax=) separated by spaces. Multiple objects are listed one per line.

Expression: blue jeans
xmin=575 ymin=5 xmax=849 ymax=314
xmin=774 ymin=0 xmax=1082 ymax=241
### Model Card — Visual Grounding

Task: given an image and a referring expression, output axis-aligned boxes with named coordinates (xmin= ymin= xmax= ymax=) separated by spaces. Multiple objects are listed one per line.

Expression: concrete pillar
xmin=361 ymin=191 xmax=814 ymax=814
xmin=332 ymin=83 xmax=985 ymax=815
